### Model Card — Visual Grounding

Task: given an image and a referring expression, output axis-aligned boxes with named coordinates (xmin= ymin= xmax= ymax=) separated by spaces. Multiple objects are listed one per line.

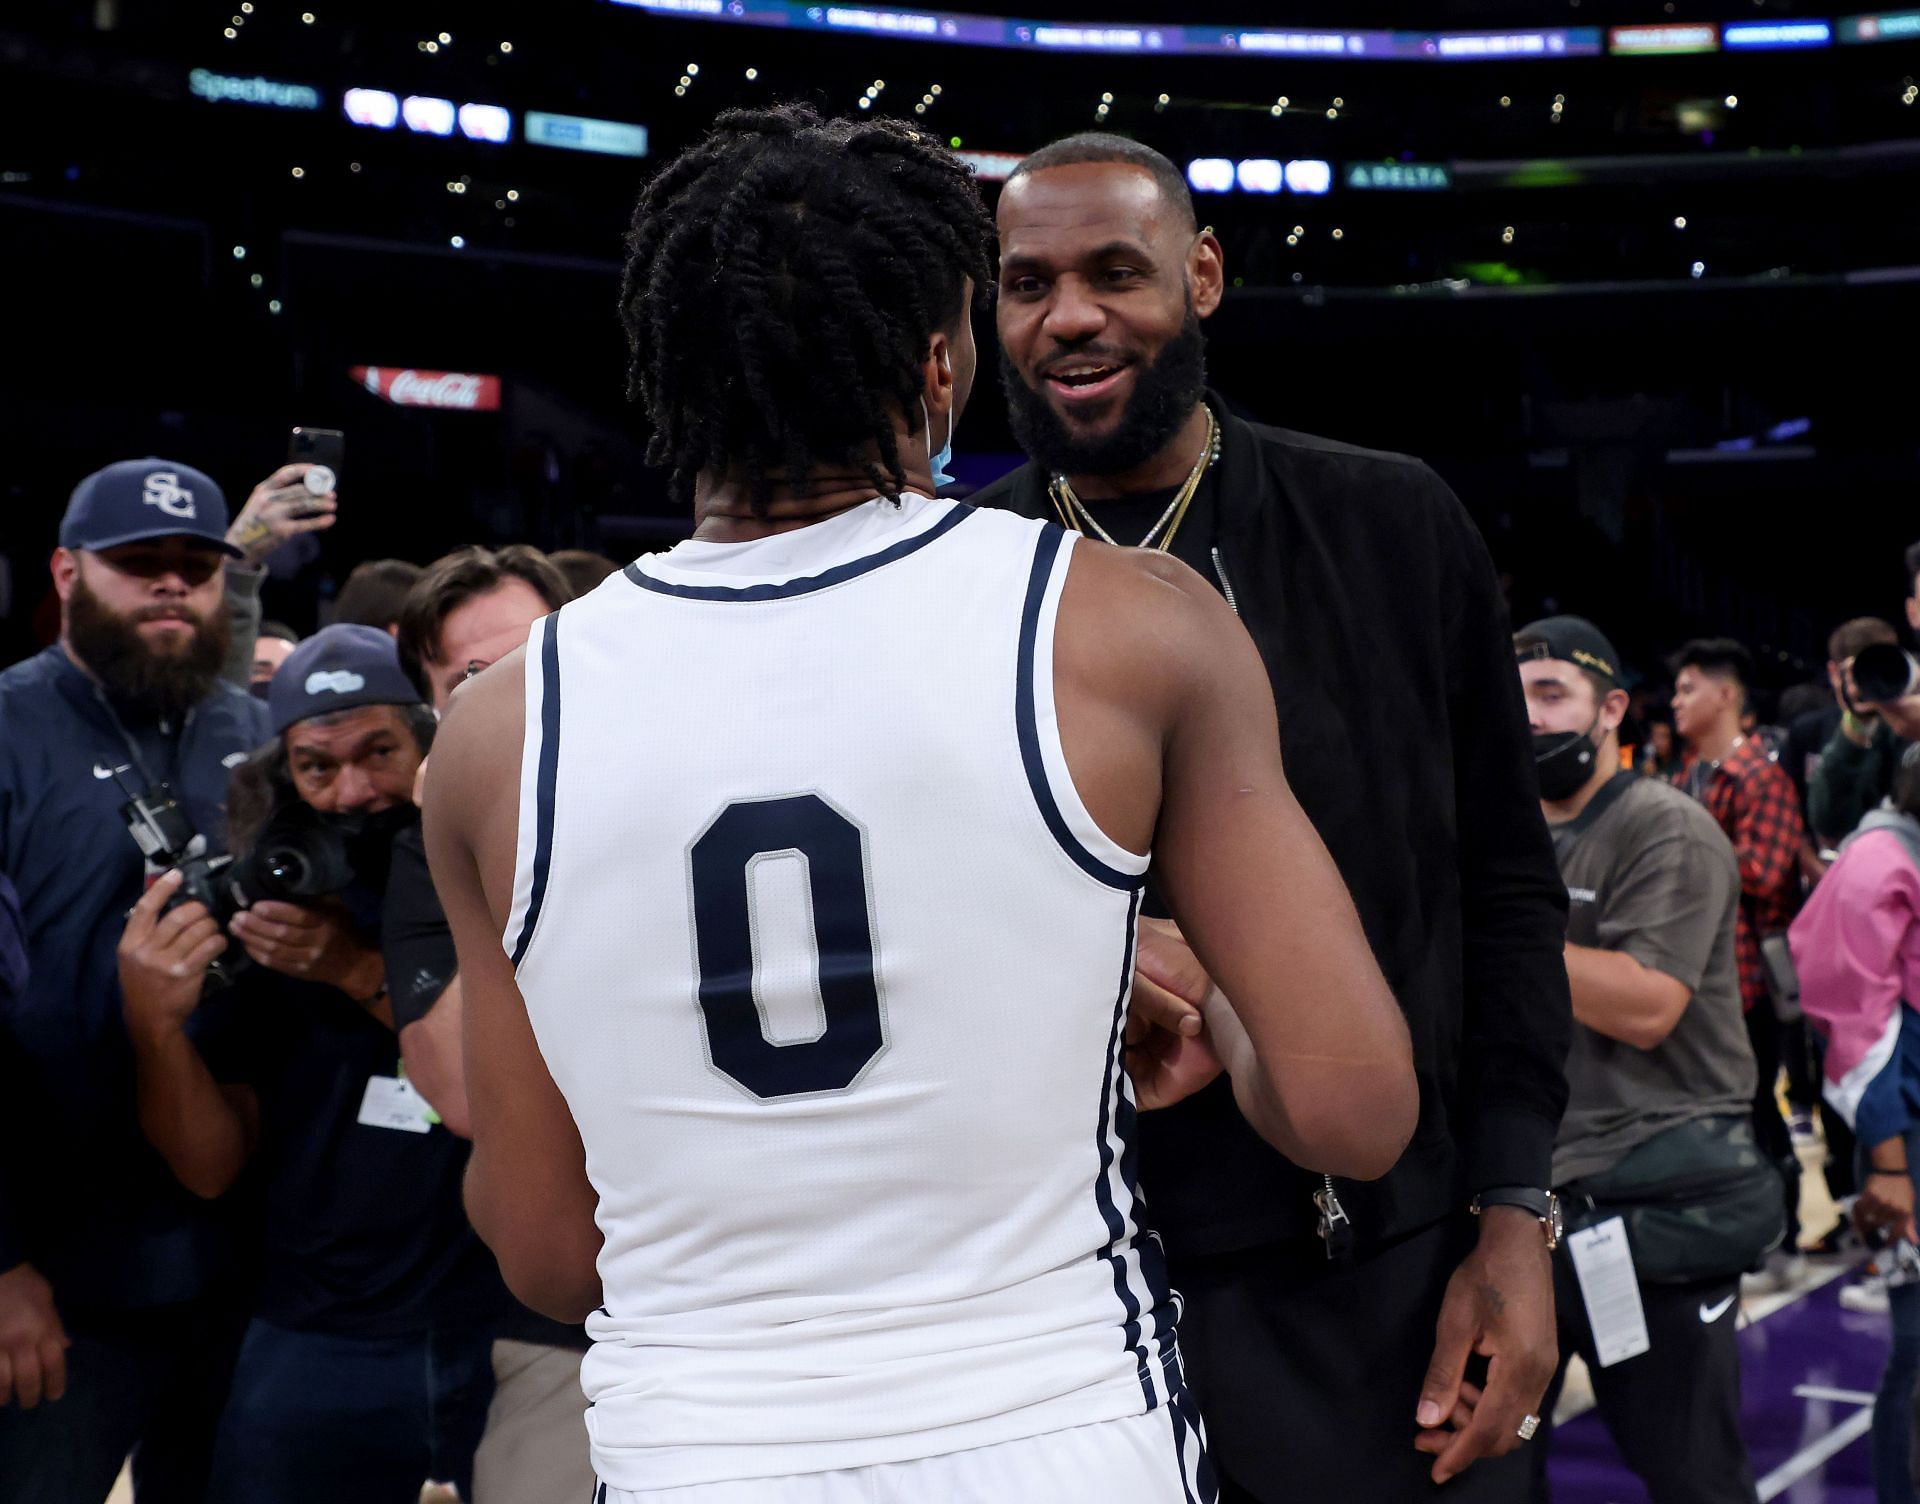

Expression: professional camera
xmin=114 ymin=769 xmax=245 ymax=988
xmin=1852 ymin=642 xmax=1920 ymax=706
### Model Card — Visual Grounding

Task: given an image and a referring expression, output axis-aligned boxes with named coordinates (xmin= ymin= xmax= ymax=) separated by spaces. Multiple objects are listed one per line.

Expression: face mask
xmin=1533 ymin=711 xmax=1607 ymax=802
xmin=920 ymin=396 xmax=955 ymax=492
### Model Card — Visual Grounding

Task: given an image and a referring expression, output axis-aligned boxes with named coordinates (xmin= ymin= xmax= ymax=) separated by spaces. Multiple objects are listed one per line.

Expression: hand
xmin=1414 ymin=1207 xmax=1559 ymax=1484
xmin=118 ymin=871 xmax=225 ymax=1032
xmin=1125 ymin=918 xmax=1223 ymax=1110
xmin=1858 ymin=1168 xmax=1918 ymax=1244
xmin=224 ymin=464 xmax=338 ymax=565
xmin=229 ymin=901 xmax=379 ymax=997
xmin=0 ymin=1262 xmax=70 ymax=1409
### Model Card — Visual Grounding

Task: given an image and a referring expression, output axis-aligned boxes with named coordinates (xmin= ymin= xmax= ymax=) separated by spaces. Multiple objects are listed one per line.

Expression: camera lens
xmin=1853 ymin=643 xmax=1919 ymax=705
xmin=264 ymin=847 xmax=312 ymax=891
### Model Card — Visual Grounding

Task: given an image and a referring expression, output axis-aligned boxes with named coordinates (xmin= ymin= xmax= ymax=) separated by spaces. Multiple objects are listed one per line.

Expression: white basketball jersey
xmin=505 ymin=494 xmax=1182 ymax=1493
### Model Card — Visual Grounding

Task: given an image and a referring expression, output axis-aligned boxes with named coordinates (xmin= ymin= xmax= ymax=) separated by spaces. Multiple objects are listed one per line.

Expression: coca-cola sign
xmin=350 ymin=366 xmax=502 ymax=411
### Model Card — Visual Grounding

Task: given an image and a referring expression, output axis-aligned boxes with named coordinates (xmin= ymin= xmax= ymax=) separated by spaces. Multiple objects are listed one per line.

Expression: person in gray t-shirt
xmin=1514 ymin=615 xmax=1761 ymax=1504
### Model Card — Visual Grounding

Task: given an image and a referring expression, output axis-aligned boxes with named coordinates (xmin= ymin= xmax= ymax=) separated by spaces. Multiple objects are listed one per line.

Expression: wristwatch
xmin=1470 ymin=1186 xmax=1563 ymax=1251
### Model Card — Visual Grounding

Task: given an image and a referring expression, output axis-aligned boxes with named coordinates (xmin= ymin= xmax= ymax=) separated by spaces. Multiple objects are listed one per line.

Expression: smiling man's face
xmin=995 ymin=160 xmax=1221 ymax=476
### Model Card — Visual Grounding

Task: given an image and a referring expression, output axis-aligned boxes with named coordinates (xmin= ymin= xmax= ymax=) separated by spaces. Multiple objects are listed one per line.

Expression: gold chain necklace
xmin=1047 ymin=408 xmax=1220 ymax=552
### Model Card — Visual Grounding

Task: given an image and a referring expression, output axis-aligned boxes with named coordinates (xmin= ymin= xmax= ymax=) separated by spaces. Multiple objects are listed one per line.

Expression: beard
xmin=1000 ymin=308 xmax=1209 ymax=479
xmin=67 ymin=574 xmax=229 ymax=721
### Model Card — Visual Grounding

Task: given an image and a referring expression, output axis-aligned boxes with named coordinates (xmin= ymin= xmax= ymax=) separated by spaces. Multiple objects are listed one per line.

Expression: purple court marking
xmin=1548 ymin=1273 xmax=1884 ymax=1503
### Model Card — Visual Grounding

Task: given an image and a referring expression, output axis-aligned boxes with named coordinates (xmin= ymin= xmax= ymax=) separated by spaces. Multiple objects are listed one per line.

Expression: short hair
xmin=1906 ymin=539 xmax=1920 ymax=595
xmin=395 ymin=545 xmax=573 ymax=697
xmin=1670 ymin=637 xmax=1755 ymax=691
xmin=1513 ymin=629 xmax=1612 ymax=707
xmin=334 ymin=559 xmax=423 ymax=633
xmin=1829 ymin=616 xmax=1899 ymax=664
xmin=1009 ymin=133 xmax=1196 ymax=233
xmin=548 ymin=549 xmax=622 ymax=598
xmin=619 ymin=104 xmax=996 ymax=516
xmin=258 ymin=620 xmax=300 ymax=645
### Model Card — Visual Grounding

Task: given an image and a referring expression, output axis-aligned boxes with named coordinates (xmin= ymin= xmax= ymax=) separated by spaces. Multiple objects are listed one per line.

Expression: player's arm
xmin=424 ymin=656 xmax=604 ymax=1322
xmin=1135 ymin=556 xmax=1418 ymax=1181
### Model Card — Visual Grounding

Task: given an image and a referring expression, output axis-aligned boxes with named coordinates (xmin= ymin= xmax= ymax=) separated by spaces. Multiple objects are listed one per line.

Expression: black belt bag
xmin=1561 ymin=1115 xmax=1787 ymax=1284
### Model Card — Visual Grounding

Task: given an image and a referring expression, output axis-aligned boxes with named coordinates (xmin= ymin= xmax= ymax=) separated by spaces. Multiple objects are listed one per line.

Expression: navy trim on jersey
xmin=1168 ymin=1383 xmax=1218 ymax=1504
xmin=509 ymin=612 xmax=562 ymax=968
xmin=622 ymin=503 xmax=973 ymax=602
xmin=1094 ymin=888 xmax=1158 ymax=1411
xmin=1016 ymin=526 xmax=1143 ymax=892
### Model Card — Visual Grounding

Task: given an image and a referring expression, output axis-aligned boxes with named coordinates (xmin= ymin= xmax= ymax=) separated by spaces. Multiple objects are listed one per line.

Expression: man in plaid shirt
xmin=1671 ymin=636 xmax=1807 ymax=1259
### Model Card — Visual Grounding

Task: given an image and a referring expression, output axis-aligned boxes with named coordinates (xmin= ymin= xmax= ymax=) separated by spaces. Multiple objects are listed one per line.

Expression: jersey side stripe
xmin=1093 ymin=888 xmax=1159 ymax=1410
xmin=1015 ymin=526 xmax=1142 ymax=892
xmin=509 ymin=609 xmax=563 ymax=968
xmin=621 ymin=504 xmax=973 ymax=602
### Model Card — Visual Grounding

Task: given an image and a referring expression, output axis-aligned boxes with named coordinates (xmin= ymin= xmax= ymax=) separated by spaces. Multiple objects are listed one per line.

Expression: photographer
xmin=1792 ymin=744 xmax=1920 ymax=1504
xmin=1516 ymin=618 xmax=1772 ymax=1504
xmin=118 ymin=626 xmax=498 ymax=1504
xmin=0 ymin=458 xmax=268 ymax=1501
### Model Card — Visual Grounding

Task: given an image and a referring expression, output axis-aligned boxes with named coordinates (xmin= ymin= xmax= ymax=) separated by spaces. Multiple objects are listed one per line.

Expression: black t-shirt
xmin=189 ymin=973 xmax=504 ymax=1338
xmin=381 ymin=825 xmax=594 ymax=1353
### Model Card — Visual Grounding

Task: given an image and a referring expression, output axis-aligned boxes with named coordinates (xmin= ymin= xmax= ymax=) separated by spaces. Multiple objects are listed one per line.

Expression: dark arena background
xmin=4 ymin=0 xmax=1919 ymax=690
xmin=3 ymin=5 xmax=1919 ymax=1497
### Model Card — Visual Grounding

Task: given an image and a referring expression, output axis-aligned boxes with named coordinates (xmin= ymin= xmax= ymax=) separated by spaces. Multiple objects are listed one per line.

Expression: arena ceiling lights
xmin=342 ymin=90 xmax=514 ymax=142
xmin=1186 ymin=158 xmax=1333 ymax=195
xmin=607 ymin=0 xmax=1896 ymax=58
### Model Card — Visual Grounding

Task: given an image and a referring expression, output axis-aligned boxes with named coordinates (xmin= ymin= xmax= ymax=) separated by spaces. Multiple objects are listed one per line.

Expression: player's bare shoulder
xmin=1055 ymin=537 xmax=1246 ymax=717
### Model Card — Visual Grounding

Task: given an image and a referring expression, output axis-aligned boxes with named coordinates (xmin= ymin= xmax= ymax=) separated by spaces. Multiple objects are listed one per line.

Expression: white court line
xmin=1757 ymin=1407 xmax=1876 ymax=1501
xmin=1791 ymin=1384 xmax=1876 ymax=1406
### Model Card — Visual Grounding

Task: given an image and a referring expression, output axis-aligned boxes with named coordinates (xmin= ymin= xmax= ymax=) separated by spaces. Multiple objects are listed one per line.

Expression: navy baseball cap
xmin=271 ymin=624 xmax=424 ymax=736
xmin=1516 ymin=615 xmax=1623 ymax=687
xmin=60 ymin=458 xmax=243 ymax=558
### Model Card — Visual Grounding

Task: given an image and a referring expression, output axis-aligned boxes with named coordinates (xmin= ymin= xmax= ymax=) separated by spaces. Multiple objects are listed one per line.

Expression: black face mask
xmin=1533 ymin=713 xmax=1608 ymax=802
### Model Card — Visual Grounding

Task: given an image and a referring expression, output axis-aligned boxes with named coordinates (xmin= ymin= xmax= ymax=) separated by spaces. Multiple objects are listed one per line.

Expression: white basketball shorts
xmin=591 ymin=1391 xmax=1217 ymax=1504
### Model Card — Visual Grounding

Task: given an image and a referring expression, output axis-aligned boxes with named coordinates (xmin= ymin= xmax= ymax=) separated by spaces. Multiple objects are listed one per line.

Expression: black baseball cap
xmin=271 ymin=624 xmax=424 ymax=736
xmin=59 ymin=458 xmax=243 ymax=558
xmin=1516 ymin=615 xmax=1622 ymax=687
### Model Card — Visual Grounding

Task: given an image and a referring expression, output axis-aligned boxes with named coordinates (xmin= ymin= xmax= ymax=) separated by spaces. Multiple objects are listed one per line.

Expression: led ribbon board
xmin=606 ymin=2 xmax=1602 ymax=58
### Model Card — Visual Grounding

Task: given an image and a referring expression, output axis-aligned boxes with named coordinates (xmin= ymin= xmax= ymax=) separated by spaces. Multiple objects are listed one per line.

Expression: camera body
xmin=117 ymin=778 xmax=245 ymax=987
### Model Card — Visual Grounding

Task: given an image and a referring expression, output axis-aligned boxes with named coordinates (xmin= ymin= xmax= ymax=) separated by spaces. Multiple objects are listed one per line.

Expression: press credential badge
xmin=1567 ymin=1216 xmax=1652 ymax=1367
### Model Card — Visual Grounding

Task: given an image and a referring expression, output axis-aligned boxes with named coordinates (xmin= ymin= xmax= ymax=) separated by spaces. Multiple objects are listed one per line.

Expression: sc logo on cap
xmin=142 ymin=472 xmax=197 ymax=519
xmin=305 ymin=670 xmax=367 ymax=695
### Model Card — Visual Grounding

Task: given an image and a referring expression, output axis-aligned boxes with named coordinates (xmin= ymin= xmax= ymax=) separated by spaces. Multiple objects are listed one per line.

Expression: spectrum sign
xmin=188 ymin=69 xmax=321 ymax=110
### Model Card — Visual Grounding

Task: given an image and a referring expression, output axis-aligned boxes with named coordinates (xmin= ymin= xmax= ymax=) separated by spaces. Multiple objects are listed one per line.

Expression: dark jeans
xmin=0 ymin=1297 xmax=244 ymax=1504
xmin=1176 ymin=1214 xmax=1531 ymax=1503
xmin=1531 ymin=1250 xmax=1757 ymax=1503
xmin=1746 ymin=1004 xmax=1803 ymax=1248
xmin=1864 ymin=1133 xmax=1920 ymax=1504
xmin=206 ymin=1317 xmax=495 ymax=1504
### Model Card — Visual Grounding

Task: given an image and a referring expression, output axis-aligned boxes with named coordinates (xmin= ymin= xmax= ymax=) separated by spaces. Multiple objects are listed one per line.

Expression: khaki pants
xmin=471 ymin=1340 xmax=595 ymax=1504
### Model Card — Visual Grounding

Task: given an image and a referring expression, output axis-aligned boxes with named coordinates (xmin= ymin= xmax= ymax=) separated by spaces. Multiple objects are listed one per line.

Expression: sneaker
xmin=1841 ymin=1278 xmax=1892 ymax=1315
xmin=1741 ymin=1250 xmax=1811 ymax=1296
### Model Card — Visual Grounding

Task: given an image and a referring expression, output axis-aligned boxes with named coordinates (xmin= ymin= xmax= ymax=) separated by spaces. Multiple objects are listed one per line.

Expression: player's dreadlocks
xmin=619 ymin=104 xmax=996 ymax=515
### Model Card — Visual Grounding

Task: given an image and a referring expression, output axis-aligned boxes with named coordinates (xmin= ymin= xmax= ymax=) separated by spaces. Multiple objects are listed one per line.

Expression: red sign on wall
xmin=351 ymin=366 xmax=502 ymax=411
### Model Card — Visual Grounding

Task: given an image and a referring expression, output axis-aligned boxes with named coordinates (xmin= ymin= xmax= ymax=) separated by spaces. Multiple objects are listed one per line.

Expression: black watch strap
xmin=1473 ymin=1185 xmax=1553 ymax=1220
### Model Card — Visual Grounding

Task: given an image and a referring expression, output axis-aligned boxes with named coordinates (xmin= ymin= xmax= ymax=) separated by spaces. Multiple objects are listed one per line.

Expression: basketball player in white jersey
xmin=424 ymin=107 xmax=1418 ymax=1503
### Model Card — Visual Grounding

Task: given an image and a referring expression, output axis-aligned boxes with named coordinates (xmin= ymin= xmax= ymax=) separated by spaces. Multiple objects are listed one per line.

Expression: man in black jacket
xmin=973 ymin=134 xmax=1573 ymax=1501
